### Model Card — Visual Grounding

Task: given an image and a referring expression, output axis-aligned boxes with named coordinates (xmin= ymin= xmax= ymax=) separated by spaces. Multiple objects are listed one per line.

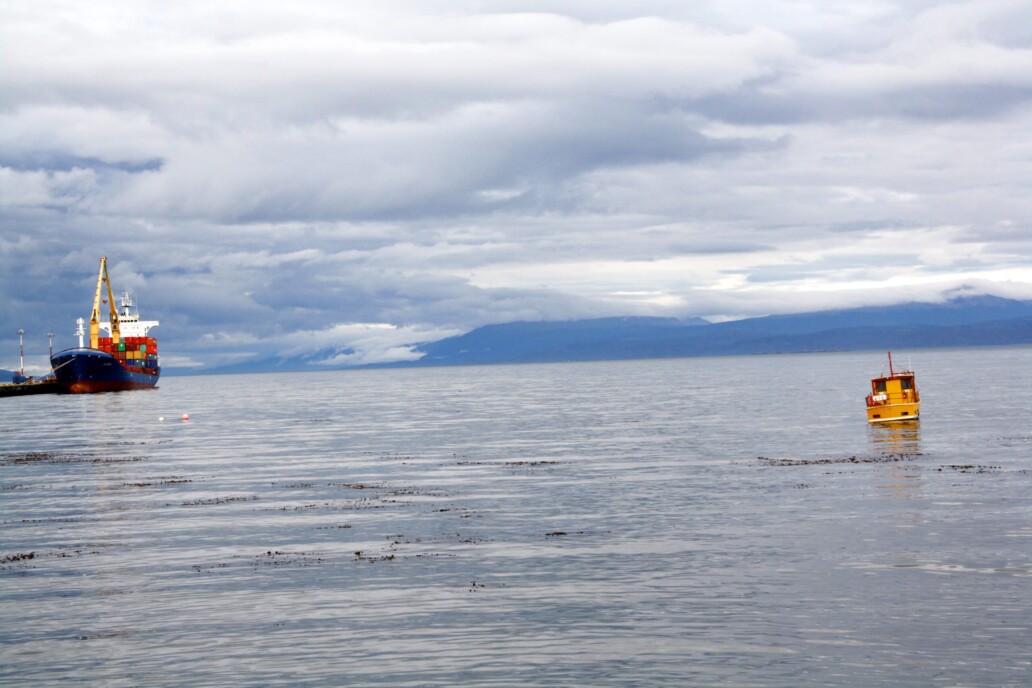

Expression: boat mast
xmin=887 ymin=351 xmax=894 ymax=376
xmin=120 ymin=290 xmax=136 ymax=319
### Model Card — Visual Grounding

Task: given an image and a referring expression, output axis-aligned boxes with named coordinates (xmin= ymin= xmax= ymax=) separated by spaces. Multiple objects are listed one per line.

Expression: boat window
xmin=900 ymin=377 xmax=913 ymax=390
xmin=875 ymin=380 xmax=887 ymax=393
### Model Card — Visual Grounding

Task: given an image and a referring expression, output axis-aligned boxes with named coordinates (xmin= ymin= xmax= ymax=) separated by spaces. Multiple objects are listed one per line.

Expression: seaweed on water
xmin=936 ymin=464 xmax=1002 ymax=474
xmin=757 ymin=454 xmax=918 ymax=466
xmin=0 ymin=548 xmax=102 ymax=570
xmin=92 ymin=456 xmax=148 ymax=464
xmin=191 ymin=549 xmax=326 ymax=574
xmin=351 ymin=549 xmax=399 ymax=563
xmin=1 ymin=452 xmax=81 ymax=465
xmin=2 ymin=450 xmax=154 ymax=466
xmin=504 ymin=460 xmax=563 ymax=467
xmin=545 ymin=530 xmax=607 ymax=538
xmin=251 ymin=550 xmax=325 ymax=568
xmin=117 ymin=477 xmax=192 ymax=489
xmin=179 ymin=495 xmax=259 ymax=506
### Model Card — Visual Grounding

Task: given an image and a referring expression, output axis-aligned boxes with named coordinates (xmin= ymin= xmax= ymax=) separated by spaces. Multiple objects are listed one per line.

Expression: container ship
xmin=51 ymin=257 xmax=160 ymax=393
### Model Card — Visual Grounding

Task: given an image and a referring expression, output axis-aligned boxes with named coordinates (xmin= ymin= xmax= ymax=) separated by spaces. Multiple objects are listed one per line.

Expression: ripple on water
xmin=3 ymin=352 xmax=1032 ymax=686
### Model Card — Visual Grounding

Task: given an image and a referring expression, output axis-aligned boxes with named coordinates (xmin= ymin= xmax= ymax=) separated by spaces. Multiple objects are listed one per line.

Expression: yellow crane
xmin=88 ymin=256 xmax=121 ymax=348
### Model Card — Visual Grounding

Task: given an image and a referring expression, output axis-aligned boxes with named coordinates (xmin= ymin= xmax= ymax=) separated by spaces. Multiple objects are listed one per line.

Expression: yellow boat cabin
xmin=865 ymin=352 xmax=920 ymax=424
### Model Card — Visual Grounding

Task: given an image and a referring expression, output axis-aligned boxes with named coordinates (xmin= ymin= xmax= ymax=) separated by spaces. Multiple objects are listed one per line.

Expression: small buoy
xmin=159 ymin=417 xmax=165 ymax=422
xmin=181 ymin=414 xmax=190 ymax=421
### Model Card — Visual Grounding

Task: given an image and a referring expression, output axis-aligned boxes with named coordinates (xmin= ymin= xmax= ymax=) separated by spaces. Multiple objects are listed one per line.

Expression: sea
xmin=2 ymin=347 xmax=1030 ymax=687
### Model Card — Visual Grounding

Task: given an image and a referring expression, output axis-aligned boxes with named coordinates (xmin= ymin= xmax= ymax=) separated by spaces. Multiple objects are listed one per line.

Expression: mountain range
xmin=182 ymin=294 xmax=1032 ymax=374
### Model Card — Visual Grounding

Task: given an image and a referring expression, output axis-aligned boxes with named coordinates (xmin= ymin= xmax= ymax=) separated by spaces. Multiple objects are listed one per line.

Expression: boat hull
xmin=866 ymin=402 xmax=920 ymax=423
xmin=51 ymin=348 xmax=159 ymax=394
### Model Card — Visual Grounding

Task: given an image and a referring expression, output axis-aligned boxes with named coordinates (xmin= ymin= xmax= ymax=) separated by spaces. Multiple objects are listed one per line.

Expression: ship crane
xmin=89 ymin=259 xmax=159 ymax=343
xmin=89 ymin=256 xmax=121 ymax=348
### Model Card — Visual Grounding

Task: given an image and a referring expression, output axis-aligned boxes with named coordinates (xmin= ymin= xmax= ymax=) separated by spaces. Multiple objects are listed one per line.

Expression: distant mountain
xmin=415 ymin=316 xmax=710 ymax=366
xmin=1 ymin=368 xmax=17 ymax=382
xmin=407 ymin=296 xmax=1032 ymax=366
xmin=178 ymin=295 xmax=1032 ymax=375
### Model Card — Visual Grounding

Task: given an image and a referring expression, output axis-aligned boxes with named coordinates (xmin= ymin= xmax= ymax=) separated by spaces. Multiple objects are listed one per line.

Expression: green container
xmin=118 ymin=342 xmax=126 ymax=352
xmin=140 ymin=344 xmax=147 ymax=353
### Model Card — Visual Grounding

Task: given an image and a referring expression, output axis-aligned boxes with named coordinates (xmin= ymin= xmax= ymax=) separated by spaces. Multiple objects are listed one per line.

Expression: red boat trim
xmin=65 ymin=380 xmax=158 ymax=394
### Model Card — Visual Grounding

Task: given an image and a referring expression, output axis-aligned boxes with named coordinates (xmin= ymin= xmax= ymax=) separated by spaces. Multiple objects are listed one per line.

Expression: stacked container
xmin=93 ymin=336 xmax=160 ymax=375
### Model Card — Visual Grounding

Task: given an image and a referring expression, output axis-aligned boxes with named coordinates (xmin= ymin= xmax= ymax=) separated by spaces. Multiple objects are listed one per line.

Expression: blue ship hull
xmin=51 ymin=348 xmax=160 ymax=393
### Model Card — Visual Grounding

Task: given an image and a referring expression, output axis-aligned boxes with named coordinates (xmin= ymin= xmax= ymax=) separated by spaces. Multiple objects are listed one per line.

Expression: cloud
xmin=1 ymin=0 xmax=1031 ymax=370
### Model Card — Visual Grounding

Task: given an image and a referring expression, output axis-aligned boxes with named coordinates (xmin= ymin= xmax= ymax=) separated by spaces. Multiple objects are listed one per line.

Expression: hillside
xmin=175 ymin=295 xmax=1032 ymax=374
xmin=409 ymin=296 xmax=1032 ymax=366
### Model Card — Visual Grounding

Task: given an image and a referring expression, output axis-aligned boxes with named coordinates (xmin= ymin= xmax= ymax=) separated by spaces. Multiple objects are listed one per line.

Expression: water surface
xmin=2 ymin=348 xmax=1030 ymax=686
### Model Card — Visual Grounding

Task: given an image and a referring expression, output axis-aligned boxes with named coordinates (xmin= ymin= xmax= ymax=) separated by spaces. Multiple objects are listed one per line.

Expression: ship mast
xmin=88 ymin=257 xmax=121 ymax=348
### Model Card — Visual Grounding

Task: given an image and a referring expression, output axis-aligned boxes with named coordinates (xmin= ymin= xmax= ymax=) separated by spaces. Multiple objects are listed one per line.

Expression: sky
xmin=2 ymin=0 xmax=1032 ymax=374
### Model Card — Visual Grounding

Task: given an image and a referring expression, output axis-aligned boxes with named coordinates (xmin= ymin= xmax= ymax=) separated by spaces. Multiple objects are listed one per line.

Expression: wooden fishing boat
xmin=866 ymin=352 xmax=920 ymax=423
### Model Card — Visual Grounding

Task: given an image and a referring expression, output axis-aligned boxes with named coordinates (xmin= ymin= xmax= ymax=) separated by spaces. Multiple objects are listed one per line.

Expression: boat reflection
xmin=869 ymin=421 xmax=923 ymax=501
xmin=868 ymin=420 xmax=921 ymax=455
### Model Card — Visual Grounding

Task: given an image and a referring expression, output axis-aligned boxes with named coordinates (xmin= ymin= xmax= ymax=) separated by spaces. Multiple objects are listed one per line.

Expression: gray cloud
xmin=2 ymin=0 xmax=1031 ymax=372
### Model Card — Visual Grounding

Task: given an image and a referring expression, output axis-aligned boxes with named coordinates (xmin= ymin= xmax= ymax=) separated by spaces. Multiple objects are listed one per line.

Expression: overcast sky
xmin=2 ymin=0 xmax=1031 ymax=373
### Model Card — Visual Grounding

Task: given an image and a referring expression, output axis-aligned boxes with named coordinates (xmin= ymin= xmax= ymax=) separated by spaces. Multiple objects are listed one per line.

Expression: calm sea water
xmin=2 ymin=348 xmax=1030 ymax=687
